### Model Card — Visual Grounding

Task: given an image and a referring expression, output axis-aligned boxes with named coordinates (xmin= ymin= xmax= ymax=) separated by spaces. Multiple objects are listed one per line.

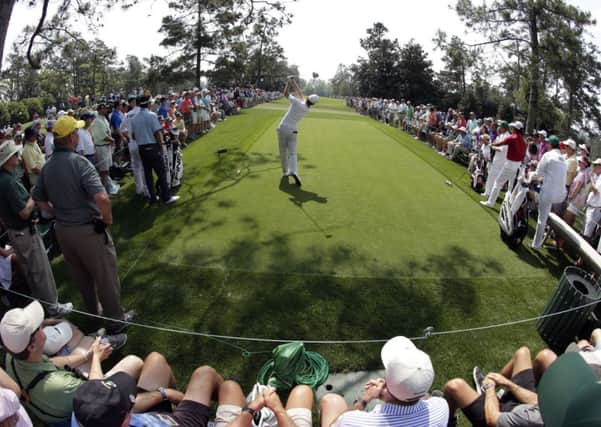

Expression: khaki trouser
xmin=54 ymin=223 xmax=123 ymax=324
xmin=8 ymin=226 xmax=58 ymax=308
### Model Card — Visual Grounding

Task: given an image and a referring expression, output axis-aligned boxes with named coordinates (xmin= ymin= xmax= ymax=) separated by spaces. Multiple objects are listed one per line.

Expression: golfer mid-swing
xmin=277 ymin=77 xmax=319 ymax=187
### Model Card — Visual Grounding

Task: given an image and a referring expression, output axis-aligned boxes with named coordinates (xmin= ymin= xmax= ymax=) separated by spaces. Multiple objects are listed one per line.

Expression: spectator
xmin=530 ymin=135 xmax=567 ymax=251
xmin=44 ymin=120 xmax=55 ymax=159
xmin=72 ymin=358 xmax=223 ymax=427
xmin=535 ymin=131 xmax=548 ymax=161
xmin=0 ymin=139 xmax=72 ymax=317
xmin=76 ymin=111 xmax=97 ymax=164
xmin=0 ymin=301 xmax=143 ymax=424
xmin=563 ymin=138 xmax=578 ymax=188
xmin=0 ymin=366 xmax=32 ymax=427
xmin=21 ymin=126 xmax=44 ymax=188
xmin=121 ymin=97 xmax=149 ymax=198
xmin=563 ymin=156 xmax=590 ymax=233
xmin=481 ymin=121 xmax=527 ymax=208
xmin=583 ymin=158 xmax=601 ymax=245
xmin=33 ymin=115 xmax=133 ymax=333
xmin=444 ymin=346 xmax=556 ymax=427
xmin=91 ymin=104 xmax=118 ymax=195
xmin=319 ymin=336 xmax=448 ymax=427
xmin=215 ymin=381 xmax=312 ymax=427
xmin=130 ymin=95 xmax=179 ymax=206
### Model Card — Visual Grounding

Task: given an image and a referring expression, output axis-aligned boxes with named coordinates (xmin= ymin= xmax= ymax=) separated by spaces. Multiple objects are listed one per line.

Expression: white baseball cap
xmin=0 ymin=300 xmax=44 ymax=354
xmin=308 ymin=94 xmax=319 ymax=105
xmin=564 ymin=138 xmax=576 ymax=150
xmin=537 ymin=130 xmax=548 ymax=138
xmin=43 ymin=321 xmax=73 ymax=355
xmin=509 ymin=121 xmax=524 ymax=130
xmin=381 ymin=336 xmax=434 ymax=401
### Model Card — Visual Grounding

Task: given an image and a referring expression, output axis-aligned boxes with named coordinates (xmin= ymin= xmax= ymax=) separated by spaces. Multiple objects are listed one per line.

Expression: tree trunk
xmin=0 ymin=0 xmax=17 ymax=71
xmin=526 ymin=2 xmax=540 ymax=134
xmin=195 ymin=1 xmax=202 ymax=87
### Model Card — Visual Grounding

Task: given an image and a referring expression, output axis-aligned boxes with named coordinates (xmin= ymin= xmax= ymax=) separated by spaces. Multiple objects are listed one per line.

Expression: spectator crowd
xmin=348 ymin=97 xmax=599 ymax=254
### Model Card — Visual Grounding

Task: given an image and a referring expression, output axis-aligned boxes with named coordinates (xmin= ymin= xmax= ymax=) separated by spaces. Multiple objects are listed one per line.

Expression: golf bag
xmin=499 ymin=165 xmax=532 ymax=249
xmin=469 ymin=152 xmax=488 ymax=194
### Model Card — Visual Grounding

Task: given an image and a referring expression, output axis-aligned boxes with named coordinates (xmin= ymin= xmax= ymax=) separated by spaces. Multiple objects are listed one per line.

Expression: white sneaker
xmin=165 ymin=196 xmax=180 ymax=205
xmin=479 ymin=201 xmax=493 ymax=208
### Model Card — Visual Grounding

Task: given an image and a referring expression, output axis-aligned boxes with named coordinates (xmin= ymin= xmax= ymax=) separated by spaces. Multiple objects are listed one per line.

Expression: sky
xmin=4 ymin=0 xmax=601 ymax=81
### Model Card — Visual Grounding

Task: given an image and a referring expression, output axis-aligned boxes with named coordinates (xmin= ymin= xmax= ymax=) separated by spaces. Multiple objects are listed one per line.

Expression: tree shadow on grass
xmin=278 ymin=176 xmax=328 ymax=205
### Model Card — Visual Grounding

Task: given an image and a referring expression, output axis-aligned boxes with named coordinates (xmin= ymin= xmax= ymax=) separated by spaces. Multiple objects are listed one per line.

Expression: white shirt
xmin=121 ymin=107 xmax=140 ymax=142
xmin=278 ymin=94 xmax=309 ymax=131
xmin=490 ymin=132 xmax=510 ymax=169
xmin=76 ymin=128 xmax=95 ymax=156
xmin=44 ymin=133 xmax=54 ymax=159
xmin=535 ymin=148 xmax=568 ymax=202
xmin=587 ymin=172 xmax=601 ymax=208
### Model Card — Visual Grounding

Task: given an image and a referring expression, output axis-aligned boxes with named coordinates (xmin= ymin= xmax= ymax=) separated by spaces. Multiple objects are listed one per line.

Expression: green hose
xmin=257 ymin=342 xmax=329 ymax=390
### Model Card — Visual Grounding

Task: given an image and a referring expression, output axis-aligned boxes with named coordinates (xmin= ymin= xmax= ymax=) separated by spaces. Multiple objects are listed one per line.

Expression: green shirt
xmin=0 ymin=168 xmax=29 ymax=229
xmin=6 ymin=354 xmax=85 ymax=423
xmin=90 ymin=115 xmax=112 ymax=146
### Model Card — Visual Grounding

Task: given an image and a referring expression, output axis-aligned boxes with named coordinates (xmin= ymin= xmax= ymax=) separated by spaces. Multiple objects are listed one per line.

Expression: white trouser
xmin=277 ymin=128 xmax=298 ymax=175
xmin=532 ymin=192 xmax=554 ymax=249
xmin=486 ymin=160 xmax=521 ymax=205
xmin=484 ymin=160 xmax=504 ymax=196
xmin=128 ymin=141 xmax=149 ymax=196
xmin=584 ymin=206 xmax=601 ymax=238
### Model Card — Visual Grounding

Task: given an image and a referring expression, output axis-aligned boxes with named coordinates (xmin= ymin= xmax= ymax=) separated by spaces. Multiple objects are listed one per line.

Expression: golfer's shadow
xmin=278 ymin=176 xmax=328 ymax=206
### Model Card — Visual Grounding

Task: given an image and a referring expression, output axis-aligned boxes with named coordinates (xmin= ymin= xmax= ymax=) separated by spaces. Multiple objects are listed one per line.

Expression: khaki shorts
xmin=95 ymin=144 xmax=113 ymax=172
xmin=214 ymin=404 xmax=311 ymax=427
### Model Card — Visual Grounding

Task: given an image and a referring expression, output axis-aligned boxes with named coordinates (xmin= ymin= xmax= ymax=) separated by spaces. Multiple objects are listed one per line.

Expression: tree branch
xmin=27 ymin=0 xmax=50 ymax=69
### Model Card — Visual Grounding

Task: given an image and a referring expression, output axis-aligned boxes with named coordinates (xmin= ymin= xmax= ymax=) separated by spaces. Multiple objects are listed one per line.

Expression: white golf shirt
xmin=278 ymin=95 xmax=309 ymax=132
xmin=534 ymin=148 xmax=567 ymax=203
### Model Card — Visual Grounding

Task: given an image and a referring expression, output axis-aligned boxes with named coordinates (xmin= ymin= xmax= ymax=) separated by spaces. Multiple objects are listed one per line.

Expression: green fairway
xmin=52 ymin=98 xmax=565 ymax=399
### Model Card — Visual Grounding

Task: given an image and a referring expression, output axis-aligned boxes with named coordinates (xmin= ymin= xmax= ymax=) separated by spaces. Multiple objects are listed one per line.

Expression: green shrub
xmin=7 ymin=101 xmax=29 ymax=124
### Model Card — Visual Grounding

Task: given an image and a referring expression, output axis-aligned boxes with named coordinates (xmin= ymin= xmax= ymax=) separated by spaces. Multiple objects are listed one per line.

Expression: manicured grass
xmin=50 ymin=99 xmax=567 ymax=412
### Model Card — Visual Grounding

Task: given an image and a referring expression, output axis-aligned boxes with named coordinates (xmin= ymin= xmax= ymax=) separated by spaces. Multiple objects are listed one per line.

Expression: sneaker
xmin=291 ymin=173 xmax=302 ymax=187
xmin=165 ymin=195 xmax=180 ymax=205
xmin=479 ymin=201 xmax=493 ymax=208
xmin=473 ymin=366 xmax=485 ymax=395
xmin=47 ymin=302 xmax=73 ymax=318
xmin=101 ymin=333 xmax=128 ymax=351
xmin=107 ymin=310 xmax=135 ymax=334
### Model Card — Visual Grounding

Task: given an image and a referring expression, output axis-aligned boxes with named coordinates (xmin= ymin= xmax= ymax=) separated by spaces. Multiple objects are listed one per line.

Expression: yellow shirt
xmin=22 ymin=141 xmax=45 ymax=175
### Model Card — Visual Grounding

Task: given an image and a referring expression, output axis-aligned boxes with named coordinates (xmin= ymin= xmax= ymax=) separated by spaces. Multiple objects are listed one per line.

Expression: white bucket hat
xmin=43 ymin=321 xmax=73 ymax=355
xmin=0 ymin=140 xmax=23 ymax=168
xmin=308 ymin=94 xmax=319 ymax=105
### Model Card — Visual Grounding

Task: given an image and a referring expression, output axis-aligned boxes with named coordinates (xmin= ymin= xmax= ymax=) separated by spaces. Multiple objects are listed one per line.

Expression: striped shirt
xmin=332 ymin=398 xmax=449 ymax=427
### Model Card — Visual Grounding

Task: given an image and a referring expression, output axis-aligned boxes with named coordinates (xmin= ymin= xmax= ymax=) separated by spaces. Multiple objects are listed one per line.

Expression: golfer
xmin=277 ymin=77 xmax=319 ymax=187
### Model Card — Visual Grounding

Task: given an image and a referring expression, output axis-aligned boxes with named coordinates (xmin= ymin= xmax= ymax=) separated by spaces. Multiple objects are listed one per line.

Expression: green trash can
xmin=536 ymin=267 xmax=601 ymax=353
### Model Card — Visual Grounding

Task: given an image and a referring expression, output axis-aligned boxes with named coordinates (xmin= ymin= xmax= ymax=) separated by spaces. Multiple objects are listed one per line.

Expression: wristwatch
xmin=242 ymin=406 xmax=257 ymax=417
xmin=158 ymin=387 xmax=168 ymax=401
xmin=482 ymin=383 xmax=495 ymax=392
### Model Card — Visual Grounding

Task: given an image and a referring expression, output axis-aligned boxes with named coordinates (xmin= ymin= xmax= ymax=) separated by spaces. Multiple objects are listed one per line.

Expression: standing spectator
xmin=109 ymin=101 xmax=126 ymax=154
xmin=583 ymin=158 xmax=601 ymax=243
xmin=33 ymin=115 xmax=132 ymax=333
xmin=76 ymin=112 xmax=97 ymax=164
xmin=157 ymin=96 xmax=169 ymax=119
xmin=481 ymin=122 xmax=527 ymax=208
xmin=21 ymin=127 xmax=45 ymax=188
xmin=130 ymin=95 xmax=179 ymax=205
xmin=44 ymin=120 xmax=55 ymax=159
xmin=563 ymin=138 xmax=578 ymax=188
xmin=180 ymin=92 xmax=194 ymax=134
xmin=121 ymin=98 xmax=149 ymax=198
xmin=0 ymin=140 xmax=72 ymax=317
xmin=536 ymin=130 xmax=548 ymax=161
xmin=319 ymin=336 xmax=448 ymax=427
xmin=563 ymin=156 xmax=591 ymax=230
xmin=90 ymin=104 xmax=118 ymax=194
xmin=530 ymin=135 xmax=567 ymax=251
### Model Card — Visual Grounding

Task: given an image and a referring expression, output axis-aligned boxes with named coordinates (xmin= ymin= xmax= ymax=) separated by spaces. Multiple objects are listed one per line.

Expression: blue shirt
xmin=158 ymin=104 xmax=169 ymax=119
xmin=130 ymin=108 xmax=162 ymax=146
xmin=110 ymin=111 xmax=123 ymax=131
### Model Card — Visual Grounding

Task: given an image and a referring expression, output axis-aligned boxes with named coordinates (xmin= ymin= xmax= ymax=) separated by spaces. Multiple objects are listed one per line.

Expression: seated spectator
xmin=0 ymin=366 xmax=33 ymax=427
xmin=444 ymin=346 xmax=557 ymax=427
xmin=215 ymin=381 xmax=312 ymax=427
xmin=566 ymin=327 xmax=601 ymax=376
xmin=173 ymin=112 xmax=187 ymax=145
xmin=72 ymin=358 xmax=223 ymax=427
xmin=319 ymin=336 xmax=448 ymax=427
xmin=0 ymin=300 xmax=144 ymax=424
